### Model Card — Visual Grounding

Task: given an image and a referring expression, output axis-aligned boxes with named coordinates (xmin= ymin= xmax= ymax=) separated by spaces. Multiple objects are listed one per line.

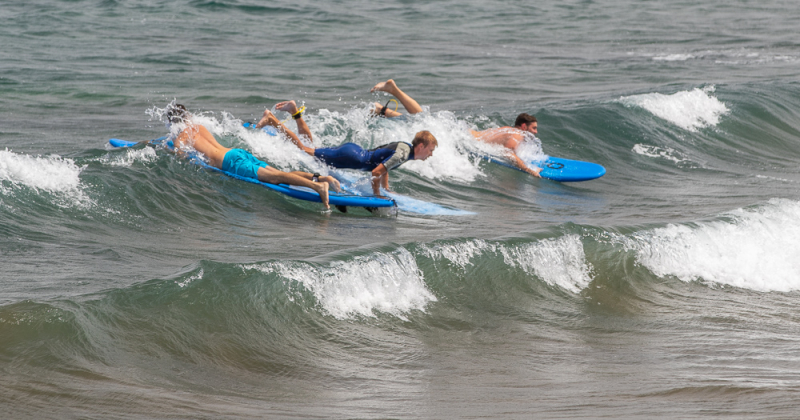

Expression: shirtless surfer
xmin=470 ymin=113 xmax=542 ymax=177
xmin=254 ymin=100 xmax=437 ymax=196
xmin=167 ymin=104 xmax=339 ymax=210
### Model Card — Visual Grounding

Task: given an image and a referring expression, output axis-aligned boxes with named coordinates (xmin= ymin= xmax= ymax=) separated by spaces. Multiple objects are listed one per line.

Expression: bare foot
xmin=310 ymin=181 xmax=330 ymax=210
xmin=256 ymin=109 xmax=281 ymax=129
xmin=321 ymin=175 xmax=341 ymax=192
xmin=274 ymin=100 xmax=298 ymax=115
xmin=370 ymin=79 xmax=398 ymax=94
xmin=531 ymin=167 xmax=542 ymax=178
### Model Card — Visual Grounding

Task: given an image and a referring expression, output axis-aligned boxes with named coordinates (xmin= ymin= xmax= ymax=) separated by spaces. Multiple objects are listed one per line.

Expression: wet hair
xmin=411 ymin=130 xmax=438 ymax=148
xmin=166 ymin=104 xmax=188 ymax=124
xmin=514 ymin=113 xmax=537 ymax=127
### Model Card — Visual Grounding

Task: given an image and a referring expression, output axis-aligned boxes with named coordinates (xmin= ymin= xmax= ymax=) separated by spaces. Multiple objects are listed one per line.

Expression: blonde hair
xmin=411 ymin=130 xmax=438 ymax=148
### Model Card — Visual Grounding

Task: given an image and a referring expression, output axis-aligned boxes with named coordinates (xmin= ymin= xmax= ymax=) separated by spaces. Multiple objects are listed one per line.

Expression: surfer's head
xmin=166 ymin=103 xmax=188 ymax=124
xmin=514 ymin=113 xmax=538 ymax=136
xmin=411 ymin=130 xmax=438 ymax=161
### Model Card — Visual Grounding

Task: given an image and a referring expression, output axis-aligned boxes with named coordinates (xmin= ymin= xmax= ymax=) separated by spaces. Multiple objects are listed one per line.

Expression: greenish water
xmin=2 ymin=0 xmax=800 ymax=418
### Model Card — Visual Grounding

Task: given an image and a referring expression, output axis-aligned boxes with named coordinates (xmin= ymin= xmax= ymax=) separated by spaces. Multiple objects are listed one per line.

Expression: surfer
xmin=255 ymin=101 xmax=437 ymax=196
xmin=470 ymin=113 xmax=542 ymax=177
xmin=167 ymin=104 xmax=340 ymax=210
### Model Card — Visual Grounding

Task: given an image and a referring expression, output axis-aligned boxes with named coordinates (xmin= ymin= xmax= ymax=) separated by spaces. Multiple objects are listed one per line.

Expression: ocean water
xmin=2 ymin=0 xmax=800 ymax=418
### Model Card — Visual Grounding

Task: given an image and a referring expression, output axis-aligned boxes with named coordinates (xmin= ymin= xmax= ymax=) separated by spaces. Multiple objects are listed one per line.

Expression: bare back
xmin=471 ymin=127 xmax=525 ymax=151
xmin=174 ymin=123 xmax=230 ymax=168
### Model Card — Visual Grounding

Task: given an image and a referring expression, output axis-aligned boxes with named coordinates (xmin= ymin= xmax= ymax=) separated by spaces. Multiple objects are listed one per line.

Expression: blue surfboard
xmin=242 ymin=122 xmax=279 ymax=136
xmin=481 ymin=154 xmax=606 ymax=182
xmin=108 ymin=138 xmax=397 ymax=210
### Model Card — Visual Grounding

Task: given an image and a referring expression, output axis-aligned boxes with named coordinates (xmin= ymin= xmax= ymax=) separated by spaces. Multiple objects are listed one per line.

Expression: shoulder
xmin=504 ymin=132 xmax=525 ymax=149
xmin=376 ymin=141 xmax=405 ymax=150
xmin=178 ymin=123 xmax=202 ymax=137
xmin=389 ymin=142 xmax=412 ymax=154
xmin=194 ymin=124 xmax=212 ymax=135
xmin=373 ymin=142 xmax=410 ymax=154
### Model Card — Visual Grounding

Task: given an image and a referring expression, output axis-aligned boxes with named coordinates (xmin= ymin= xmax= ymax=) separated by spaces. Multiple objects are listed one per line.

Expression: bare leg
xmin=257 ymin=109 xmax=315 ymax=156
xmin=258 ymin=167 xmax=330 ymax=210
xmin=275 ymin=100 xmax=313 ymax=142
xmin=286 ymin=171 xmax=341 ymax=193
xmin=370 ymin=79 xmax=423 ymax=114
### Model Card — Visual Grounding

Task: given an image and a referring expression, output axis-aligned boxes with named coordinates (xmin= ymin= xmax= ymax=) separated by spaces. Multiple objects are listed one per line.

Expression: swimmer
xmin=470 ymin=113 xmax=542 ymax=177
xmin=255 ymin=100 xmax=437 ymax=196
xmin=168 ymin=104 xmax=340 ymax=210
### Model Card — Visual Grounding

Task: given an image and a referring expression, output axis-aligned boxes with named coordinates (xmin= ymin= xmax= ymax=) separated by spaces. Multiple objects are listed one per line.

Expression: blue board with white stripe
xmin=481 ymin=154 xmax=606 ymax=182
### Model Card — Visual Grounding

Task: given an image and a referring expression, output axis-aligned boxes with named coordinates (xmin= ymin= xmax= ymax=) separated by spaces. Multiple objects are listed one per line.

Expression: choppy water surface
xmin=2 ymin=0 xmax=800 ymax=418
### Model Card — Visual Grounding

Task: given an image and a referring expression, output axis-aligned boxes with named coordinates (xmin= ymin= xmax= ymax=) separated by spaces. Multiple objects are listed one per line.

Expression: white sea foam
xmin=101 ymin=146 xmax=158 ymax=167
xmin=653 ymin=53 xmax=695 ymax=62
xmin=423 ymin=236 xmax=593 ymax=293
xmin=635 ymin=49 xmax=797 ymax=65
xmin=515 ymin=136 xmax=547 ymax=163
xmin=755 ymin=174 xmax=798 ymax=184
xmin=618 ymin=86 xmax=729 ymax=131
xmin=421 ymin=239 xmax=497 ymax=269
xmin=177 ymin=268 xmax=204 ymax=288
xmin=627 ymin=199 xmax=800 ymax=292
xmin=0 ymin=149 xmax=90 ymax=206
xmin=632 ymin=144 xmax=688 ymax=164
xmin=501 ymin=235 xmax=593 ymax=293
xmin=257 ymin=249 xmax=437 ymax=319
xmin=713 ymin=51 xmax=798 ymax=65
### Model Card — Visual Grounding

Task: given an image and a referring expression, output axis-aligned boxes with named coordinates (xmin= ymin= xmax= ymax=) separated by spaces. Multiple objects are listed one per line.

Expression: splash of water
xmin=252 ymin=248 xmax=437 ymax=320
xmin=0 ymin=149 xmax=91 ymax=207
xmin=618 ymin=86 xmax=729 ymax=131
xmin=624 ymin=199 xmax=800 ymax=292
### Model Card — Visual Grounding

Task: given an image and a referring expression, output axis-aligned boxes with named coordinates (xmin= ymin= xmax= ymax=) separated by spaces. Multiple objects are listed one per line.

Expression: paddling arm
xmin=371 ymin=164 xmax=390 ymax=195
xmin=509 ymin=151 xmax=542 ymax=177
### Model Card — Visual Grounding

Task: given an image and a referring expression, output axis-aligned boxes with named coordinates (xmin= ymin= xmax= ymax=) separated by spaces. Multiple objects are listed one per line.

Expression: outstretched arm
xmin=508 ymin=151 xmax=542 ymax=177
xmin=371 ymin=164 xmax=390 ymax=196
xmin=256 ymin=109 xmax=315 ymax=156
xmin=494 ymin=131 xmax=542 ymax=178
xmin=275 ymin=100 xmax=313 ymax=142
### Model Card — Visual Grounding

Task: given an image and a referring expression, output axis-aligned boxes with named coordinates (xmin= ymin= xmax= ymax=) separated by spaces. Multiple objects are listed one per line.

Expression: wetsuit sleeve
xmin=380 ymin=142 xmax=412 ymax=170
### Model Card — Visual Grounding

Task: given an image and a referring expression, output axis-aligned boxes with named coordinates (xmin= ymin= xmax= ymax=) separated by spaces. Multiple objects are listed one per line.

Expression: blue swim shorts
xmin=221 ymin=148 xmax=268 ymax=180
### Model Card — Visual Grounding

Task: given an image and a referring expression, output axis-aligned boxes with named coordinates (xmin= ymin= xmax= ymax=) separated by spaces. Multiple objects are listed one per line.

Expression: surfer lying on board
xmin=254 ymin=100 xmax=437 ymax=196
xmin=470 ymin=113 xmax=542 ymax=177
xmin=167 ymin=104 xmax=340 ymax=210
